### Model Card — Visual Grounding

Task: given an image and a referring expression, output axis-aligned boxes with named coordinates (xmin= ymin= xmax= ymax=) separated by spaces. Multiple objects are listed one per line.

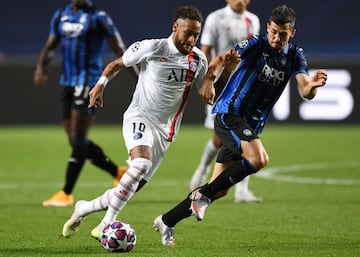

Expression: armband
xmin=97 ymin=76 xmax=109 ymax=87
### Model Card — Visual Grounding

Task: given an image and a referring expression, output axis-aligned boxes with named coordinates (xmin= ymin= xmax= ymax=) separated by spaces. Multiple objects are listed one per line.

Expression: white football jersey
xmin=200 ymin=4 xmax=260 ymax=58
xmin=122 ymin=34 xmax=207 ymax=141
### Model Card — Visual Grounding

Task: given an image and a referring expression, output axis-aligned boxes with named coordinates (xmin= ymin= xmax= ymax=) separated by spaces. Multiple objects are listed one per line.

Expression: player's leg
xmin=189 ymin=106 xmax=221 ymax=190
xmin=91 ymin=117 xmax=170 ymax=240
xmin=191 ymin=114 xmax=269 ymax=220
xmin=87 ymin=140 xmax=128 ymax=186
xmin=189 ymin=134 xmax=221 ymax=190
xmin=73 ymin=85 xmax=126 ymax=185
xmin=62 ymin=155 xmax=152 ymax=238
xmin=154 ymin=162 xmax=231 ymax=245
xmin=92 ymin=154 xmax=152 ymax=238
xmin=43 ymin=88 xmax=88 ymax=207
xmin=234 ymin=176 xmax=263 ymax=203
xmin=154 ymin=163 xmax=229 ymax=245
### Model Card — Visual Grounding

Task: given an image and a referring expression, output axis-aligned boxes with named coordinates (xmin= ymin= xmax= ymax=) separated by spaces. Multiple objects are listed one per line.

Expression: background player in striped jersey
xmin=61 ymin=6 xmax=212 ymax=241
xmin=154 ymin=5 xmax=327 ymax=245
xmin=34 ymin=0 xmax=136 ymax=207
xmin=190 ymin=0 xmax=263 ymax=203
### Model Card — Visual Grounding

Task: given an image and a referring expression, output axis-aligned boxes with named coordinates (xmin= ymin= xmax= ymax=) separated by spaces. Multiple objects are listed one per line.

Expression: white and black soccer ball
xmin=101 ymin=221 xmax=137 ymax=253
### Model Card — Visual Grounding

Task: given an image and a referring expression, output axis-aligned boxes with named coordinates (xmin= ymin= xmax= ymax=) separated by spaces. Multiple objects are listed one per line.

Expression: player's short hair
xmin=174 ymin=6 xmax=203 ymax=23
xmin=269 ymin=5 xmax=296 ymax=28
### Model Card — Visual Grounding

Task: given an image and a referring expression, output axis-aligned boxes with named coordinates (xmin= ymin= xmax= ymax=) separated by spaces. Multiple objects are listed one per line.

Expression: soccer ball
xmin=101 ymin=221 xmax=137 ymax=253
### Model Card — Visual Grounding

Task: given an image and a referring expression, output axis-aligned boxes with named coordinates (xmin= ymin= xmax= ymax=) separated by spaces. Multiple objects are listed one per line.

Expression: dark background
xmin=0 ymin=0 xmax=358 ymax=125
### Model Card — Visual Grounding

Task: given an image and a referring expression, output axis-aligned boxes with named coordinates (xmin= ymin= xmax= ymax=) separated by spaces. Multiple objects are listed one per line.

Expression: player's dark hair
xmin=174 ymin=6 xmax=203 ymax=23
xmin=269 ymin=5 xmax=296 ymax=28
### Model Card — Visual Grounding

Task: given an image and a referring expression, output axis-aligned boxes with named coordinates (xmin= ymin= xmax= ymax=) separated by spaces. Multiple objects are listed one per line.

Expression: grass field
xmin=0 ymin=124 xmax=359 ymax=257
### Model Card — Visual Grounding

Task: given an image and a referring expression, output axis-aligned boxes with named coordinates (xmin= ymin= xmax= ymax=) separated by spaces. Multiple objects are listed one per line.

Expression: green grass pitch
xmin=0 ymin=124 xmax=359 ymax=257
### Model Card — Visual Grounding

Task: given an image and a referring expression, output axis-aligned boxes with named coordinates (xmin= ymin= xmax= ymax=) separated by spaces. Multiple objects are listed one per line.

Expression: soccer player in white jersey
xmin=189 ymin=0 xmax=263 ymax=203
xmin=61 ymin=6 xmax=209 ymax=241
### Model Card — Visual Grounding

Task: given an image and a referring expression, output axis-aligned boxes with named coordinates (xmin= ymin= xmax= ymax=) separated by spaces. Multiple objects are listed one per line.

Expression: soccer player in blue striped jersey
xmin=154 ymin=5 xmax=327 ymax=245
xmin=34 ymin=0 xmax=137 ymax=207
xmin=190 ymin=0 xmax=262 ymax=203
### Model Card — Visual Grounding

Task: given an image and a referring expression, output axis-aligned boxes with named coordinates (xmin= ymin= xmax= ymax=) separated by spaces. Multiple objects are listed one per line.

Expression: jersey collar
xmin=168 ymin=33 xmax=182 ymax=55
xmin=224 ymin=4 xmax=246 ymax=19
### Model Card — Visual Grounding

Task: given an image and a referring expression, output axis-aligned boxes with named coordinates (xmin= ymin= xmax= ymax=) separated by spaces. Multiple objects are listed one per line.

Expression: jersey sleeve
xmin=122 ymin=39 xmax=156 ymax=67
xmin=234 ymin=35 xmax=260 ymax=57
xmin=49 ymin=8 xmax=62 ymax=37
xmin=252 ymin=15 xmax=261 ymax=35
xmin=200 ymin=13 xmax=217 ymax=47
xmin=293 ymin=47 xmax=309 ymax=75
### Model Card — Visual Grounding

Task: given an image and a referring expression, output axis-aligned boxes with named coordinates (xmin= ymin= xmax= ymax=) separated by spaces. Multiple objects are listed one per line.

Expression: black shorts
xmin=61 ymin=86 xmax=96 ymax=120
xmin=214 ymin=113 xmax=259 ymax=163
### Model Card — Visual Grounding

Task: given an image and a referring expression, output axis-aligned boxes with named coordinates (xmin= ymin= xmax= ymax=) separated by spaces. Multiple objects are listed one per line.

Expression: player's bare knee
xmin=249 ymin=154 xmax=269 ymax=171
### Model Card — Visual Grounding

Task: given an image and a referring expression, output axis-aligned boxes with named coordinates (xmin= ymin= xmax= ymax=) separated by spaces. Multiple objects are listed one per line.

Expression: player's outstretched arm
xmin=296 ymin=69 xmax=327 ymax=100
xmin=198 ymin=48 xmax=240 ymax=103
xmin=88 ymin=57 xmax=125 ymax=108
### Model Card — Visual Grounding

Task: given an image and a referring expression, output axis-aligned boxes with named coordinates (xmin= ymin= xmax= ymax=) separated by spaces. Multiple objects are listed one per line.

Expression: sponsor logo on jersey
xmin=189 ymin=61 xmax=198 ymax=72
xmin=62 ymin=22 xmax=84 ymax=38
xmin=258 ymin=64 xmax=285 ymax=87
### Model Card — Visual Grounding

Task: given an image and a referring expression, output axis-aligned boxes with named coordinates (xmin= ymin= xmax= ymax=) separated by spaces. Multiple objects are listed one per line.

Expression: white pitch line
xmin=0 ymin=179 xmax=183 ymax=190
xmin=1 ymin=162 xmax=359 ymax=190
xmin=254 ymin=161 xmax=360 ymax=185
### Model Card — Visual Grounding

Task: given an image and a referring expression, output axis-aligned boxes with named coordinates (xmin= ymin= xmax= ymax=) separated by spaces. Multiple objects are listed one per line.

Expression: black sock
xmin=200 ymin=159 xmax=256 ymax=199
xmin=63 ymin=142 xmax=88 ymax=194
xmin=162 ymin=184 xmax=209 ymax=227
xmin=87 ymin=140 xmax=118 ymax=177
xmin=162 ymin=196 xmax=193 ymax=227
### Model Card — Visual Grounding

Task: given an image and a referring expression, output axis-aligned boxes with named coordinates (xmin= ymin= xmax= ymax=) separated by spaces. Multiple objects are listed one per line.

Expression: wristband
xmin=97 ymin=76 xmax=109 ymax=87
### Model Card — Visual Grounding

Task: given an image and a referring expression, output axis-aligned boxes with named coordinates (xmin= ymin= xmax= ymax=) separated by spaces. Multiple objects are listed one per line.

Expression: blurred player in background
xmin=190 ymin=0 xmax=262 ymax=203
xmin=61 ymin=6 xmax=221 ymax=241
xmin=34 ymin=0 xmax=137 ymax=207
xmin=154 ymin=5 xmax=328 ymax=245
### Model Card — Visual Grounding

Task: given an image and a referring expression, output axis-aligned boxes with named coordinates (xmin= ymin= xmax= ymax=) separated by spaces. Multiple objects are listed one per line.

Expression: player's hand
xmin=88 ymin=84 xmax=105 ymax=108
xmin=198 ymin=77 xmax=216 ymax=105
xmin=312 ymin=69 xmax=327 ymax=88
xmin=33 ymin=67 xmax=48 ymax=86
xmin=224 ymin=48 xmax=240 ymax=72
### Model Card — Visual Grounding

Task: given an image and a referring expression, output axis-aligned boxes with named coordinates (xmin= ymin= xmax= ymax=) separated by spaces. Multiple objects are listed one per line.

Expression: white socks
xmin=101 ymin=158 xmax=151 ymax=226
xmin=234 ymin=176 xmax=250 ymax=196
xmin=189 ymin=139 xmax=219 ymax=190
xmin=74 ymin=158 xmax=152 ymax=229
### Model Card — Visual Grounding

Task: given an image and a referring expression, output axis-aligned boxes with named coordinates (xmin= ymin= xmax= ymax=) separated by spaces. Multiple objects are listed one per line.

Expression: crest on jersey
xmin=133 ymin=132 xmax=143 ymax=140
xmin=243 ymin=129 xmax=253 ymax=137
xmin=189 ymin=61 xmax=198 ymax=72
xmin=280 ymin=56 xmax=287 ymax=66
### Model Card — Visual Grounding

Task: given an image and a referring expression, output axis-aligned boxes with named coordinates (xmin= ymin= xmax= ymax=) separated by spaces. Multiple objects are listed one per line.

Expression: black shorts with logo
xmin=214 ymin=113 xmax=259 ymax=163
xmin=61 ymin=86 xmax=96 ymax=120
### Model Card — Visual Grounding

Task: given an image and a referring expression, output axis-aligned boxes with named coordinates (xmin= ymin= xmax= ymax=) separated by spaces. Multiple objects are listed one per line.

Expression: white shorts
xmin=123 ymin=109 xmax=171 ymax=181
xmin=204 ymin=104 xmax=215 ymax=129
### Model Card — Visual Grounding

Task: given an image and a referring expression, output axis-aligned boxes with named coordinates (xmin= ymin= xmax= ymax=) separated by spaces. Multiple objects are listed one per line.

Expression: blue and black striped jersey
xmin=49 ymin=2 xmax=119 ymax=87
xmin=213 ymin=34 xmax=309 ymax=133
